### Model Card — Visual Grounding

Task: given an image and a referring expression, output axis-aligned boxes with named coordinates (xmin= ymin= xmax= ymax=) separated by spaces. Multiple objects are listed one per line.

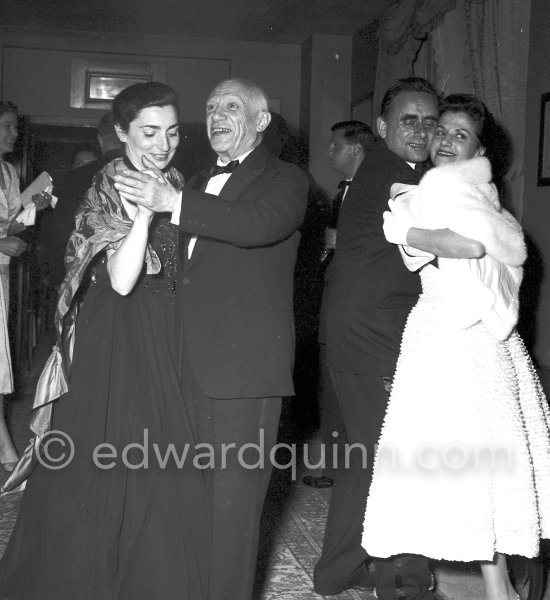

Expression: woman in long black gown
xmin=0 ymin=82 xmax=209 ymax=600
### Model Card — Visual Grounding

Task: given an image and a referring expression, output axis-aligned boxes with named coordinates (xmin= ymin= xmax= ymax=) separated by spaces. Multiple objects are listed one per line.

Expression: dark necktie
xmin=210 ymin=160 xmax=239 ymax=177
xmin=328 ymin=179 xmax=350 ymax=228
xmin=320 ymin=179 xmax=351 ymax=265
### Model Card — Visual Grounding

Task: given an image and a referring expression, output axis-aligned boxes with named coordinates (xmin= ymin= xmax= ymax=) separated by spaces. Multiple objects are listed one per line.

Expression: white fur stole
xmin=417 ymin=156 xmax=526 ymax=267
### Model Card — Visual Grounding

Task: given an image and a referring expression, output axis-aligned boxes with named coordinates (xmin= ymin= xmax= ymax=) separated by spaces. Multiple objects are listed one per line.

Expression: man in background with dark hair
xmin=303 ymin=120 xmax=373 ymax=490
xmin=314 ymin=78 xmax=440 ymax=600
xmin=320 ymin=120 xmax=374 ymax=266
xmin=40 ymin=111 xmax=123 ymax=288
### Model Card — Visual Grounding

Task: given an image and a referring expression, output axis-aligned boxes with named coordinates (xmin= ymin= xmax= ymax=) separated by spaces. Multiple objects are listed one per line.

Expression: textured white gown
xmin=362 ymin=157 xmax=550 ymax=561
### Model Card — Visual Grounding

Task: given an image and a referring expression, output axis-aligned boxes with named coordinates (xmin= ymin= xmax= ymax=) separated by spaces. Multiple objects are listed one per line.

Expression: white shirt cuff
xmin=399 ymin=245 xmax=435 ymax=272
xmin=170 ymin=191 xmax=183 ymax=225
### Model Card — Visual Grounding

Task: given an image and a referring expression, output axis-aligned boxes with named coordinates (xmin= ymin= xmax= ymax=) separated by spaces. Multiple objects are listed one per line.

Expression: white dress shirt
xmin=171 ymin=150 xmax=253 ymax=259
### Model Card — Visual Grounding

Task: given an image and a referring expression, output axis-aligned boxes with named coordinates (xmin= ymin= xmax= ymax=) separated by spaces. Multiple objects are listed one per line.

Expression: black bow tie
xmin=338 ymin=179 xmax=351 ymax=190
xmin=211 ymin=160 xmax=239 ymax=177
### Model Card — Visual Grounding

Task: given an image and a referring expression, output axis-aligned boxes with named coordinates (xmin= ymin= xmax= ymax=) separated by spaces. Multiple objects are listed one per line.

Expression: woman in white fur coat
xmin=362 ymin=94 xmax=550 ymax=600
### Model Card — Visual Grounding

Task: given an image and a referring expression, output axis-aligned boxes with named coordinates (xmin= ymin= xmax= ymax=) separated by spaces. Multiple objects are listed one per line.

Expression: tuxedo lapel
xmin=190 ymin=169 xmax=210 ymax=192
xmin=184 ymin=145 xmax=270 ymax=271
xmin=213 ymin=147 xmax=267 ymax=203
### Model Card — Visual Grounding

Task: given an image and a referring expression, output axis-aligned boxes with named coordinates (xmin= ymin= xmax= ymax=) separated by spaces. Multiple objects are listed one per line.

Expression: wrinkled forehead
xmin=207 ymin=82 xmax=264 ymax=110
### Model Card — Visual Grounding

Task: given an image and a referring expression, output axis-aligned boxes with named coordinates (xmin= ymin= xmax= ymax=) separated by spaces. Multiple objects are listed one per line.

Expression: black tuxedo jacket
xmin=321 ymin=141 xmax=423 ymax=376
xmin=177 ymin=144 xmax=308 ymax=399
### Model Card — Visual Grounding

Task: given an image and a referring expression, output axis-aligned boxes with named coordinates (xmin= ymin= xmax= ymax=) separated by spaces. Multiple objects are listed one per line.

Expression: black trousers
xmin=313 ymin=368 xmax=435 ymax=599
xmin=317 ymin=343 xmax=347 ymax=479
xmin=180 ymin=354 xmax=282 ymax=600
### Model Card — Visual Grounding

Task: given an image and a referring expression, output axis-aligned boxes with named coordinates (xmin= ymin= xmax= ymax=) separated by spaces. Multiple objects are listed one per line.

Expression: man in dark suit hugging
xmin=314 ymin=77 xmax=441 ymax=599
xmin=113 ymin=78 xmax=308 ymax=600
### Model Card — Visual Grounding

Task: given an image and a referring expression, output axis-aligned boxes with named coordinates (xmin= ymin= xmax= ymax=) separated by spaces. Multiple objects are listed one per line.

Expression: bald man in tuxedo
xmin=114 ymin=78 xmax=308 ymax=600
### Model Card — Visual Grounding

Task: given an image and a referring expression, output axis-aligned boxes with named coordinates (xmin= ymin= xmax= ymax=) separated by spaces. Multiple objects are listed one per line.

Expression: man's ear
xmin=352 ymin=142 xmax=366 ymax=157
xmin=257 ymin=111 xmax=271 ymax=133
xmin=377 ymin=116 xmax=387 ymax=139
xmin=115 ymin=125 xmax=127 ymax=143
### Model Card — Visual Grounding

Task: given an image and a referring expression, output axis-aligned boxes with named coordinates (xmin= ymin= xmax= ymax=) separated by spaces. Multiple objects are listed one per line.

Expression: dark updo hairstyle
xmin=0 ymin=101 xmax=18 ymax=120
xmin=112 ymin=82 xmax=179 ymax=132
xmin=440 ymin=93 xmax=512 ymax=195
xmin=438 ymin=93 xmax=488 ymax=146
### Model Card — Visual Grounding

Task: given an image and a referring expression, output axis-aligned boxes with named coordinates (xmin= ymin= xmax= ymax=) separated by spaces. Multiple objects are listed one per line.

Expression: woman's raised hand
xmin=114 ymin=156 xmax=179 ymax=214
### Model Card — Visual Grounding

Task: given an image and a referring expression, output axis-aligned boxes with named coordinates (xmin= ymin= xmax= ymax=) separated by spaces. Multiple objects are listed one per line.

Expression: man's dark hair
xmin=380 ymin=77 xmax=438 ymax=119
xmin=331 ymin=120 xmax=374 ymax=151
xmin=0 ymin=101 xmax=18 ymax=120
xmin=97 ymin=111 xmax=121 ymax=150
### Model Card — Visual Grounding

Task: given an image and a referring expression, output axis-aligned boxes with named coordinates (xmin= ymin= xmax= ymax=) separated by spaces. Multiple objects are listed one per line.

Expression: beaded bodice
xmin=146 ymin=214 xmax=179 ymax=292
xmin=92 ymin=213 xmax=179 ymax=294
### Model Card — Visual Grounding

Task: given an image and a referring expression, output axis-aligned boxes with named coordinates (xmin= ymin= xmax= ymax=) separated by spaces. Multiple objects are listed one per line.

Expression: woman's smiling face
xmin=116 ymin=105 xmax=179 ymax=170
xmin=0 ymin=111 xmax=18 ymax=158
xmin=430 ymin=110 xmax=485 ymax=166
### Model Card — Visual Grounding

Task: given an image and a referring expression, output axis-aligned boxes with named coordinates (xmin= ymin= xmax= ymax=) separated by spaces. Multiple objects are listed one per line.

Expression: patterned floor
xmin=254 ymin=460 xmax=485 ymax=600
xmin=0 ymin=340 xmax=486 ymax=600
xmin=254 ymin=466 xmax=377 ymax=600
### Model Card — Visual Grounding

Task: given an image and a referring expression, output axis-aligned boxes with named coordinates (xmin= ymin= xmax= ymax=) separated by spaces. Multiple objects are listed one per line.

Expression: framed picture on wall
xmin=86 ymin=73 xmax=151 ymax=103
xmin=537 ymin=92 xmax=550 ymax=186
xmin=71 ymin=58 xmax=166 ymax=110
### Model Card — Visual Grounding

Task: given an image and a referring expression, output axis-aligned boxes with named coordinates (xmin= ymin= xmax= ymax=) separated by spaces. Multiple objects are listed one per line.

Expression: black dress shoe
xmin=350 ymin=570 xmax=376 ymax=592
xmin=314 ymin=571 xmax=375 ymax=595
xmin=302 ymin=475 xmax=334 ymax=488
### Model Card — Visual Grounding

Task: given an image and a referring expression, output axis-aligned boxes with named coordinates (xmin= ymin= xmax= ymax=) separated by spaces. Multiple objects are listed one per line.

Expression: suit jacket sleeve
xmin=179 ymin=149 xmax=308 ymax=247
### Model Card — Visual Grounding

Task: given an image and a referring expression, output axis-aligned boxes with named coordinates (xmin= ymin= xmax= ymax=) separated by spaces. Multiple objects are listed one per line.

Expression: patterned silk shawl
xmin=1 ymin=157 xmax=184 ymax=493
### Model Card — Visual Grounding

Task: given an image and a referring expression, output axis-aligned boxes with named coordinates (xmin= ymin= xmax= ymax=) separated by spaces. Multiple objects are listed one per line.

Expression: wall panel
xmin=3 ymin=46 xmax=230 ymax=124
